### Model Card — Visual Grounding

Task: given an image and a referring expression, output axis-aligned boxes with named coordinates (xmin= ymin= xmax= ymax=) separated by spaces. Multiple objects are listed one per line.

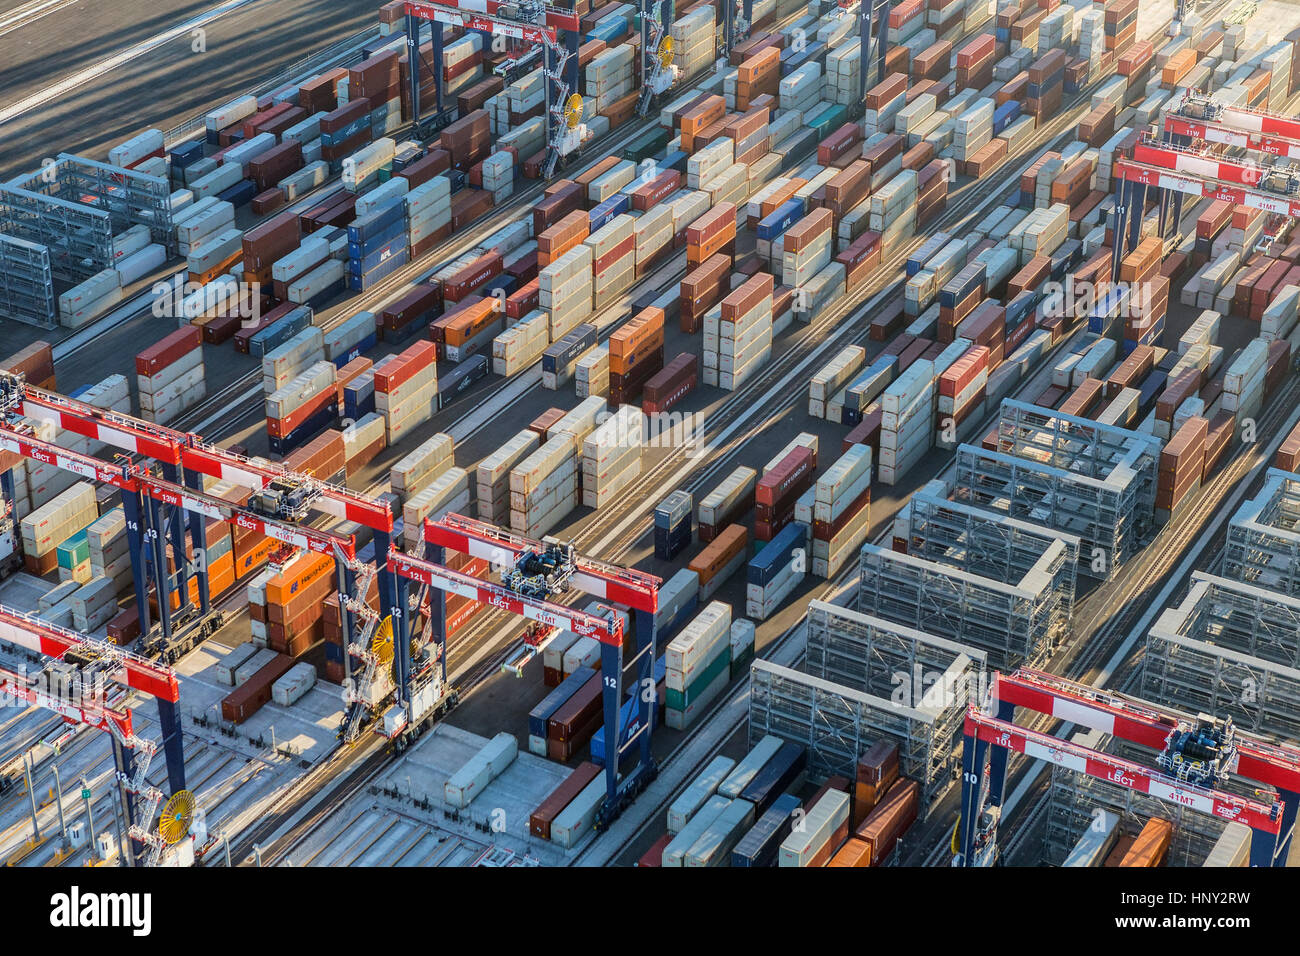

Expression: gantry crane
xmin=402 ymin=0 xmax=590 ymax=175
xmin=957 ymin=669 xmax=1300 ymax=867
xmin=0 ymin=605 xmax=183 ymax=866
xmin=385 ymin=513 xmax=661 ymax=827
xmin=1112 ymin=90 xmax=1300 ymax=279
xmin=0 ymin=370 xmax=398 ymax=684
xmin=636 ymin=1 xmax=678 ymax=117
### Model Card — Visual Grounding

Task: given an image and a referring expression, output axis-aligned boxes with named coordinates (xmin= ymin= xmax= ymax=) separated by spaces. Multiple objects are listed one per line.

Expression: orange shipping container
xmin=266 ymin=551 xmax=335 ymax=606
xmin=688 ymin=524 xmax=748 ymax=586
xmin=828 ymin=837 xmax=873 ymax=867
xmin=609 ymin=307 xmax=665 ymax=373
xmin=1119 ymin=818 xmax=1173 ymax=867
xmin=443 ymin=298 xmax=502 ymax=347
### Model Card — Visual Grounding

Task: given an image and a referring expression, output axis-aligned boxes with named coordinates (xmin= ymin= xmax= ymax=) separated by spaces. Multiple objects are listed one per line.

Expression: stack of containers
xmin=936 ymin=346 xmax=989 ymax=449
xmin=377 ymin=340 xmax=438 ymax=445
xmin=542 ymin=323 xmax=598 ymax=391
xmin=511 ymin=433 xmax=579 ymax=536
xmin=403 ymin=469 xmax=472 ymax=545
xmin=136 ymin=327 xmax=206 ymax=424
xmin=1156 ymin=416 xmax=1208 ymax=524
xmin=493 ymin=310 xmax=550 ymax=376
xmin=953 ymin=98 xmax=995 ymax=165
xmin=575 ymin=344 xmax=610 ymax=398
xmin=586 ymin=45 xmax=635 ymax=113
xmin=633 ymin=204 xmax=675 ymax=279
xmin=880 ymin=359 xmax=934 ymax=485
xmin=348 ymin=190 xmax=409 ymax=291
xmin=57 ymin=269 xmax=122 ymax=327
xmin=1224 ymin=339 xmax=1268 ymax=424
xmin=706 ymin=273 xmax=774 ymax=391
xmin=811 ymin=445 xmax=873 ymax=578
xmin=780 ymin=790 xmax=850 ymax=866
xmin=407 ymin=175 xmax=454 ymax=257
xmin=783 ymin=208 xmax=834 ymax=296
xmin=746 ymin=522 xmax=809 ymax=620
xmin=87 ymin=509 xmax=132 ymax=595
xmin=609 ymin=307 xmax=666 ymax=405
xmin=391 ymin=432 xmax=455 ymax=502
xmin=266 ymin=361 xmax=338 ymax=455
xmin=477 ymin=430 xmax=541 ymax=525
xmin=756 ymin=444 xmax=816 ymax=541
xmin=655 ymin=491 xmax=693 ymax=560
xmin=665 ymin=602 xmax=732 ymax=730
xmin=581 ymin=405 xmax=643 ymax=508
xmin=687 ymin=525 xmax=748 ymax=601
xmin=869 ymin=170 xmax=918 ymax=253
xmin=670 ymin=6 xmax=716 ymax=81
xmin=262 ymin=327 xmax=325 ymax=394
xmin=586 ymin=213 xmax=636 ymax=310
xmin=21 ymin=483 xmax=98 ymax=576
xmin=541 ymin=244 xmax=594 ymax=340
xmin=698 ymin=467 xmax=757 ymax=542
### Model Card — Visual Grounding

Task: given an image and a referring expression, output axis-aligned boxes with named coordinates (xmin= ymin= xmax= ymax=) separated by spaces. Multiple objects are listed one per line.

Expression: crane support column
xmin=433 ymin=20 xmax=445 ymax=115
xmin=407 ymin=11 xmax=422 ymax=127
xmin=423 ymin=540 xmax=448 ymax=691
xmin=182 ymin=466 xmax=211 ymax=616
xmin=566 ymin=29 xmax=580 ymax=105
xmin=957 ymin=719 xmax=989 ymax=864
xmin=335 ymin=557 xmax=358 ymax=683
xmin=156 ymin=698 xmax=186 ymax=794
xmin=111 ymin=738 xmax=143 ymax=866
xmin=159 ymin=463 xmax=191 ymax=618
xmin=375 ymin=529 xmax=405 ymax=707
xmin=121 ymin=490 xmax=152 ymax=639
xmin=146 ymin=496 xmax=173 ymax=650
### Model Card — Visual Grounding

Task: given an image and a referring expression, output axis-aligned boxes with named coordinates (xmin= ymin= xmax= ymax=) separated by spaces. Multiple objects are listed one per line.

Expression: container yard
xmin=2 ymin=0 xmax=1300 ymax=905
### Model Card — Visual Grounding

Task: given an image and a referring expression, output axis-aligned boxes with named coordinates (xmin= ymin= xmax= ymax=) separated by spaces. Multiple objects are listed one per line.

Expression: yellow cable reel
xmin=564 ymin=93 xmax=584 ymax=129
xmin=372 ymin=616 xmax=394 ymax=667
xmin=158 ymin=790 xmax=195 ymax=845
xmin=658 ymin=35 xmax=674 ymax=68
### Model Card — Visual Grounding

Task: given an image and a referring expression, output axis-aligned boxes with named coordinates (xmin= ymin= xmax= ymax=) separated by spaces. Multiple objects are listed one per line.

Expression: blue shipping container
xmin=217 ymin=179 xmax=257 ymax=207
xmin=348 ymin=199 xmax=407 ymax=244
xmin=528 ymin=665 xmax=597 ymax=738
xmin=756 ymin=198 xmax=805 ymax=241
xmin=748 ymin=522 xmax=809 ymax=587
xmin=348 ymin=247 xmax=409 ymax=291
xmin=347 ymin=215 xmax=407 ymax=259
xmin=541 ymin=323 xmax=598 ymax=373
xmin=738 ymin=740 xmax=807 ymax=816
xmin=170 ymin=141 xmax=204 ymax=170
xmin=249 ymin=307 xmax=313 ymax=358
xmin=349 ymin=235 xmax=410 ymax=276
xmin=732 ymin=793 xmax=803 ymax=867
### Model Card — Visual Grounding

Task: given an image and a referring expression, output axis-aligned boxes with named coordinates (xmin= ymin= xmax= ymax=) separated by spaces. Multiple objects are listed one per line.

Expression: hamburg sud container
xmin=698 ymin=466 xmax=757 ymax=542
xmin=755 ymin=445 xmax=815 ymax=541
xmin=665 ymin=601 xmax=731 ymax=730
xmin=136 ymin=326 xmax=206 ymax=425
xmin=654 ymin=490 xmax=693 ymax=560
xmin=779 ymin=788 xmax=850 ymax=866
xmin=687 ymin=524 xmax=748 ymax=602
xmin=747 ymin=521 xmax=809 ymax=620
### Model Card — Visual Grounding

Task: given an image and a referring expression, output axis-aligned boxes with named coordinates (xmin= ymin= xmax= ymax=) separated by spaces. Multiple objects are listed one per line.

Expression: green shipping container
xmin=666 ymin=642 xmax=731 ymax=712
xmin=623 ymin=128 xmax=670 ymax=164
xmin=56 ymin=526 xmax=93 ymax=570
xmin=806 ymin=103 xmax=848 ymax=141
xmin=730 ymin=644 xmax=754 ymax=680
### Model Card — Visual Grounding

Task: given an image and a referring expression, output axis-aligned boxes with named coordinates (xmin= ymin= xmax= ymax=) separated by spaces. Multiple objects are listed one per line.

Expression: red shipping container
xmin=756 ymin=446 xmax=814 ymax=512
xmin=137 ymin=326 xmax=202 ymax=377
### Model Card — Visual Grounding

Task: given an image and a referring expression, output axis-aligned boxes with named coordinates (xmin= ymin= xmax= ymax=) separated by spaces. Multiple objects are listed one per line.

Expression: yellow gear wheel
xmin=159 ymin=790 xmax=195 ymax=845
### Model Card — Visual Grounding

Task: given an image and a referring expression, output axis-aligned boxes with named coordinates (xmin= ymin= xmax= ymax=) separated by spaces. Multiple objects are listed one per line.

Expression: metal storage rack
xmin=0 ymin=154 xmax=175 ymax=281
xmin=1223 ymin=468 xmax=1300 ymax=597
xmin=1043 ymin=762 xmax=1228 ymax=867
xmin=1142 ymin=628 xmax=1300 ymax=740
xmin=0 ymin=233 xmax=56 ymax=327
xmin=748 ymin=658 xmax=967 ymax=809
xmin=856 ymin=540 xmax=1068 ymax=670
xmin=952 ymin=400 xmax=1162 ymax=580
xmin=804 ymin=600 xmax=989 ymax=705
xmin=1157 ymin=573 xmax=1300 ymax=668
xmin=904 ymin=487 xmax=1081 ymax=625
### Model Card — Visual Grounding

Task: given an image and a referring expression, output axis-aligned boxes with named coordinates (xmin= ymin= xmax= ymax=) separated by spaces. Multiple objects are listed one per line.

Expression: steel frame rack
xmin=0 ymin=605 xmax=181 ymax=866
xmin=952 ymin=401 xmax=1161 ymax=579
xmin=1150 ymin=571 xmax=1300 ymax=673
xmin=905 ymin=486 xmax=1083 ymax=621
xmin=957 ymin=669 xmax=1300 ymax=867
xmin=805 ymin=600 xmax=989 ymax=706
xmin=0 ymin=233 xmax=56 ymax=328
xmin=749 ymin=656 xmax=965 ymax=808
xmin=387 ymin=513 xmax=660 ymax=825
xmin=1223 ymin=468 xmax=1300 ymax=596
xmin=856 ymin=541 xmax=1065 ymax=670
